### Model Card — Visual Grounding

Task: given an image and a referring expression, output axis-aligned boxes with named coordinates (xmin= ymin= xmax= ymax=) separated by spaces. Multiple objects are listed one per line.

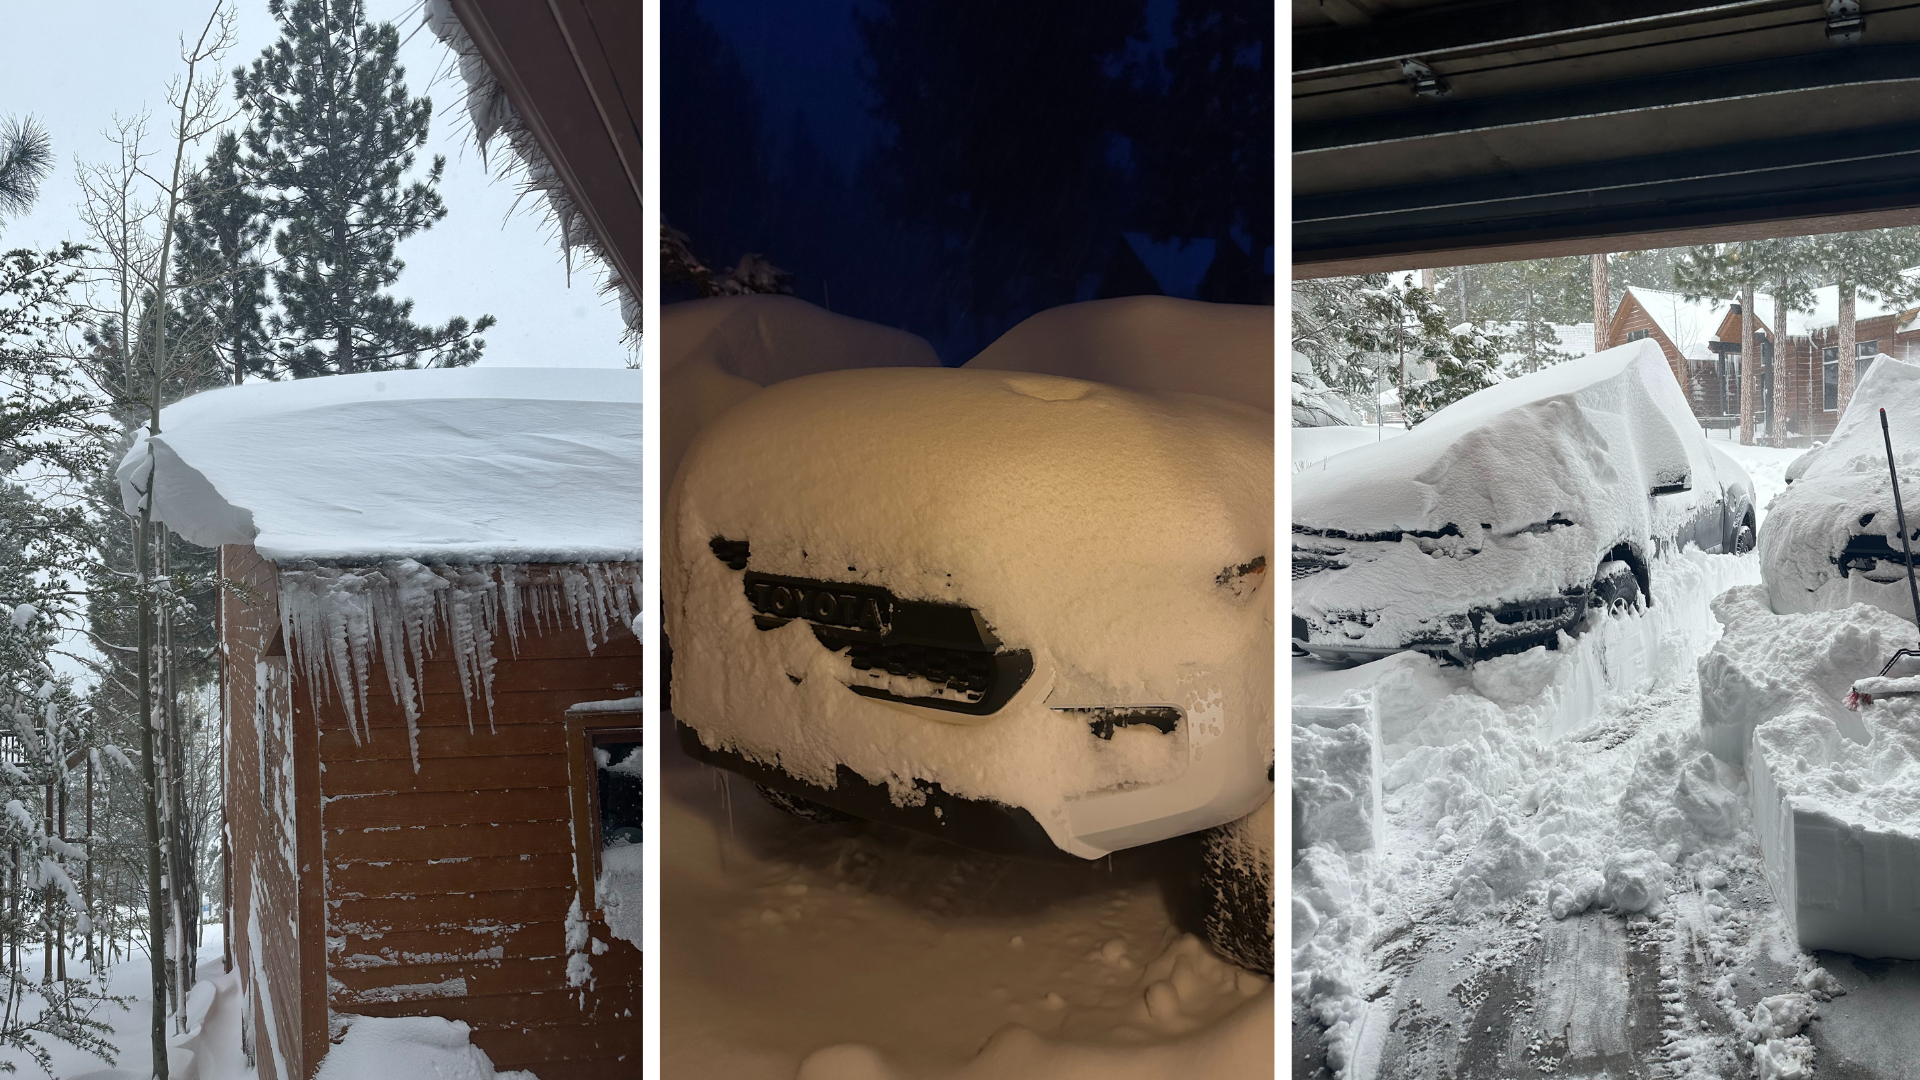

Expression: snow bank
xmin=661 ymin=295 xmax=940 ymax=491
xmin=1290 ymin=425 xmax=1403 ymax=472
xmin=966 ymin=296 xmax=1273 ymax=410
xmin=118 ymin=367 xmax=641 ymax=564
xmin=1704 ymin=586 xmax=1920 ymax=958
xmin=315 ymin=1015 xmax=536 ymax=1080
xmin=1759 ymin=353 xmax=1920 ymax=624
xmin=668 ymin=365 xmax=1271 ymax=857
xmin=1293 ymin=339 xmax=1751 ymax=654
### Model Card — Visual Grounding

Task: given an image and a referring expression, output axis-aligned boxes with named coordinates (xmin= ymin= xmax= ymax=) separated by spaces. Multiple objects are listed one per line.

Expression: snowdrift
xmin=117 ymin=367 xmax=642 ymax=564
xmin=1760 ymin=352 xmax=1920 ymax=625
xmin=1699 ymin=587 xmax=1920 ymax=959
xmin=661 ymin=295 xmax=941 ymax=491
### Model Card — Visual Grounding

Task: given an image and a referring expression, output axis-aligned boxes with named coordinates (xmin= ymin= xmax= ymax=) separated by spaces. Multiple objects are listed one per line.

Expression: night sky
xmin=665 ymin=0 xmax=1271 ymax=363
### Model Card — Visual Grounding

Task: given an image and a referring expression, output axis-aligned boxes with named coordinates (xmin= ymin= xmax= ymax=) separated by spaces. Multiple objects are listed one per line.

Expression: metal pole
xmin=1881 ymin=408 xmax=1920 ymax=641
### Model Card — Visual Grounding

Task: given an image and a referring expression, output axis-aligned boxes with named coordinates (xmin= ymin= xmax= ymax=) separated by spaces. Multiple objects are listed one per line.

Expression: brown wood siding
xmin=311 ymin=590 xmax=642 ymax=1076
xmin=223 ymin=544 xmax=312 ymax=1080
xmin=1604 ymin=293 xmax=1692 ymax=406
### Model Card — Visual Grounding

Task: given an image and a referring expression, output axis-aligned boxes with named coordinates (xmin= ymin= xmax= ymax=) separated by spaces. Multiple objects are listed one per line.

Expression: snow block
xmin=1696 ymin=587 xmax=1885 ymax=766
xmin=1750 ymin=726 xmax=1920 ymax=960
xmin=1292 ymin=703 xmax=1383 ymax=857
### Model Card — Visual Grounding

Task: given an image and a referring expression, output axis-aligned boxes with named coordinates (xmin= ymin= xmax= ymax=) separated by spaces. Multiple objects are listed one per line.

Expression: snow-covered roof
xmin=1796 ymin=274 xmax=1920 ymax=334
xmin=1622 ymin=287 xmax=1726 ymax=360
xmin=118 ymin=368 xmax=642 ymax=565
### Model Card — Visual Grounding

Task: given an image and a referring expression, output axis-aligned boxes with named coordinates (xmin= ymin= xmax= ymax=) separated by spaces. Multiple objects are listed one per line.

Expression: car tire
xmin=1732 ymin=520 xmax=1756 ymax=555
xmin=1593 ymin=558 xmax=1643 ymax=615
xmin=1199 ymin=795 xmax=1274 ymax=977
xmin=756 ymin=784 xmax=855 ymax=825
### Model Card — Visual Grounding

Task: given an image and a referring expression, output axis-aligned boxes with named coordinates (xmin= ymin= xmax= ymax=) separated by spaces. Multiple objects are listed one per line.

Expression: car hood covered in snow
xmin=118 ymin=367 xmax=642 ymax=564
xmin=1760 ymin=353 xmax=1920 ymax=624
xmin=1294 ymin=340 xmax=1749 ymax=656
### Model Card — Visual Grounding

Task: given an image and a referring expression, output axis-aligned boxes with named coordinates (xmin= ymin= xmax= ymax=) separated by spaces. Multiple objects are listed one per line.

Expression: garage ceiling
xmin=1293 ymin=0 xmax=1920 ymax=276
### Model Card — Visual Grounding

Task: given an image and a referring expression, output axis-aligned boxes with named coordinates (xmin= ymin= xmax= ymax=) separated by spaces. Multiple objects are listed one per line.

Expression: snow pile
xmin=314 ymin=1015 xmax=536 ymax=1080
xmin=661 ymin=295 xmax=940 ymax=490
xmin=790 ymin=939 xmax=1272 ymax=1080
xmin=965 ymin=297 xmax=1273 ymax=410
xmin=118 ymin=367 xmax=641 ymax=564
xmin=669 ymin=365 xmax=1271 ymax=857
xmin=1758 ymin=352 xmax=1920 ymax=623
xmin=281 ymin=560 xmax=638 ymax=767
xmin=1696 ymin=586 xmax=1899 ymax=765
xmin=1292 ymin=707 xmax=1381 ymax=853
xmin=1704 ymin=587 xmax=1920 ymax=958
xmin=1293 ymin=339 xmax=1753 ymax=654
xmin=598 ymin=839 xmax=643 ymax=948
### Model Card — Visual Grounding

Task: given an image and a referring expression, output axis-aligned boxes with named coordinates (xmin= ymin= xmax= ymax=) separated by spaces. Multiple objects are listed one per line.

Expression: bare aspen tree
xmin=72 ymin=6 xmax=237 ymax=1072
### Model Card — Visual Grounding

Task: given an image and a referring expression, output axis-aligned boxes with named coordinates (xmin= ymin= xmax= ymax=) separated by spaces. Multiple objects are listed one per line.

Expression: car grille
xmin=711 ymin=537 xmax=1032 ymax=715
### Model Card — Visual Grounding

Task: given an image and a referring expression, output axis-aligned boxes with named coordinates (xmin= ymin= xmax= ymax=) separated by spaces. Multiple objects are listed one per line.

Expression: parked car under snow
xmin=665 ymin=295 xmax=1276 ymax=971
xmin=1293 ymin=339 xmax=1757 ymax=665
xmin=1761 ymin=353 xmax=1920 ymax=624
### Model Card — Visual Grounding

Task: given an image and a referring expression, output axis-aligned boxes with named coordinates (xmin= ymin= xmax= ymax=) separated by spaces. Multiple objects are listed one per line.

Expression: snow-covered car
xmin=1760 ymin=352 xmax=1920 ymax=624
xmin=665 ymin=295 xmax=1275 ymax=970
xmin=1292 ymin=339 xmax=1757 ymax=665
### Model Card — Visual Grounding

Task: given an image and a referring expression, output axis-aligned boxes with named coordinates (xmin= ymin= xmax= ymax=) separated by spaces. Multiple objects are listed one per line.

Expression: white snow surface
xmin=668 ymin=365 xmax=1272 ymax=856
xmin=1701 ymin=586 xmax=1920 ymax=958
xmin=966 ymin=296 xmax=1273 ymax=411
xmin=314 ymin=1015 xmax=535 ymax=1080
xmin=598 ymin=839 xmax=644 ymax=949
xmin=117 ymin=367 xmax=642 ymax=564
xmin=662 ymin=727 xmax=1270 ymax=1079
xmin=1291 ymin=542 xmax=1821 ymax=1079
xmin=1759 ymin=353 xmax=1920 ymax=624
xmin=1290 ymin=425 xmax=1404 ymax=472
xmin=661 ymin=295 xmax=941 ymax=492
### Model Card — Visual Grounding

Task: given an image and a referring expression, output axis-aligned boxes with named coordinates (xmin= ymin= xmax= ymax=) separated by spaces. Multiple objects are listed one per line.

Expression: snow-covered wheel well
xmin=1604 ymin=541 xmax=1652 ymax=609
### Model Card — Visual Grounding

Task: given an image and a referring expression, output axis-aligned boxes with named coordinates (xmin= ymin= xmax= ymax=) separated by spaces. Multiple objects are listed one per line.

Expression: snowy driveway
xmin=1291 ymin=441 xmax=1920 ymax=1080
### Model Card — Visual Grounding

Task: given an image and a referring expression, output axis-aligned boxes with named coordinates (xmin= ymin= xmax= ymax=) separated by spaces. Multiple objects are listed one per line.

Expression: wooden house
xmin=120 ymin=369 xmax=643 ymax=1079
xmin=1604 ymin=282 xmax=1920 ymax=442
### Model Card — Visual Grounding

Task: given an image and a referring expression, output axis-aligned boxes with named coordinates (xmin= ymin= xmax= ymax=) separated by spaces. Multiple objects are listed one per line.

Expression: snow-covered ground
xmin=1292 ymin=445 xmax=1920 ymax=1080
xmin=0 ymin=925 xmax=530 ymax=1080
xmin=0 ymin=925 xmax=247 ymax=1080
xmin=661 ymin=716 xmax=1272 ymax=1079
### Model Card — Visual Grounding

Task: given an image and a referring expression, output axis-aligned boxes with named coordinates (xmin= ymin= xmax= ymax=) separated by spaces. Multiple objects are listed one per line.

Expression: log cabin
xmin=117 ymin=368 xmax=642 ymax=1079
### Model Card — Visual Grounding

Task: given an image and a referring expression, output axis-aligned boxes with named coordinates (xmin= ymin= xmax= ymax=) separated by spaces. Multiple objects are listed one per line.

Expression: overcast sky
xmin=0 ymin=0 xmax=630 ymax=369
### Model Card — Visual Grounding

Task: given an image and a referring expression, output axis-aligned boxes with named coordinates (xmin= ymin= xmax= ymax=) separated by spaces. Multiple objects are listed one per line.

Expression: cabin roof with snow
xmin=117 ymin=368 xmax=642 ymax=565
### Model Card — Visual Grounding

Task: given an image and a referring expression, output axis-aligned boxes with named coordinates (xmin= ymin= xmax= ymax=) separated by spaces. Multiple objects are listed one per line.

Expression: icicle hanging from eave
xmin=278 ymin=560 xmax=640 ymax=771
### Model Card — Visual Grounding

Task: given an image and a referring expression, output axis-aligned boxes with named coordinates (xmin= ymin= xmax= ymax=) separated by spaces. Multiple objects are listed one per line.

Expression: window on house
xmin=1627 ymin=329 xmax=1649 ymax=342
xmin=595 ymin=736 xmax=643 ymax=852
xmin=1858 ymin=340 xmax=1879 ymax=357
xmin=1824 ymin=346 xmax=1840 ymax=410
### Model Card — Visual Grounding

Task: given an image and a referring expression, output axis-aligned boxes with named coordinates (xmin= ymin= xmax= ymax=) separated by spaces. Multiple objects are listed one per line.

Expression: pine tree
xmin=0 ymin=116 xmax=53 ymax=229
xmin=235 ymin=0 xmax=495 ymax=377
xmin=1403 ymin=323 xmax=1506 ymax=424
xmin=1292 ymin=272 xmax=1492 ymax=420
xmin=172 ymin=132 xmax=269 ymax=385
